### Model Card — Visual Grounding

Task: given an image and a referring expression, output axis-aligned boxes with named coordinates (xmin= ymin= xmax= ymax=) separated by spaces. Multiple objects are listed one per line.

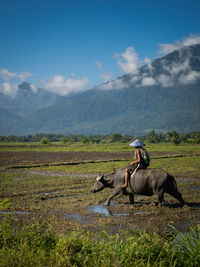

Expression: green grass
xmin=147 ymin=143 xmax=200 ymax=153
xmin=1 ymin=142 xmax=200 ymax=153
xmin=0 ymin=142 xmax=130 ymax=152
xmin=27 ymin=160 xmax=129 ymax=173
xmin=150 ymin=155 xmax=200 ymax=178
xmin=0 ymin=218 xmax=199 ymax=267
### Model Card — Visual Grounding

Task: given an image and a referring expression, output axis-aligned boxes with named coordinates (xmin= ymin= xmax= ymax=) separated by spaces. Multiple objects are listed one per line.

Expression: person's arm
xmin=129 ymin=149 xmax=141 ymax=166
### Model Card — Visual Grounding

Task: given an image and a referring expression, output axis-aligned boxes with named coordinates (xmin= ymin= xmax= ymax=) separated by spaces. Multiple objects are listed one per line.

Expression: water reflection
xmin=88 ymin=204 xmax=129 ymax=217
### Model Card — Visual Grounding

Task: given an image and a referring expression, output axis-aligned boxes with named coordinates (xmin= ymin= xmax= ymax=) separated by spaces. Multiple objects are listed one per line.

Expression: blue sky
xmin=0 ymin=0 xmax=200 ymax=96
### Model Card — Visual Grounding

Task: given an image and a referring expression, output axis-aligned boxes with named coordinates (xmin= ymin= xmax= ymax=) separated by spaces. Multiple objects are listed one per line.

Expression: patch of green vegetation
xmin=0 ymin=218 xmax=199 ymax=267
xmin=148 ymin=143 xmax=200 ymax=153
xmin=0 ymin=142 xmax=130 ymax=152
xmin=150 ymin=155 xmax=200 ymax=178
xmin=1 ymin=142 xmax=200 ymax=153
xmin=29 ymin=160 xmax=129 ymax=173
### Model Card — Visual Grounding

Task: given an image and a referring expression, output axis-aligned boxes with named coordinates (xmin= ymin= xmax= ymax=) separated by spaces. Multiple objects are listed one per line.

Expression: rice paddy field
xmin=0 ymin=142 xmax=200 ymax=266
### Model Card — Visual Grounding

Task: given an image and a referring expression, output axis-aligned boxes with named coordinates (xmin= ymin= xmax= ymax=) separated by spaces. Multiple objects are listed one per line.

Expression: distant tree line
xmin=0 ymin=131 xmax=200 ymax=145
xmin=145 ymin=130 xmax=200 ymax=145
xmin=0 ymin=133 xmax=64 ymax=143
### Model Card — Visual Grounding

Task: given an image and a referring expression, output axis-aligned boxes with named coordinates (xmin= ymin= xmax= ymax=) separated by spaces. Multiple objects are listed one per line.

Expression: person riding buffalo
xmin=121 ymin=139 xmax=150 ymax=188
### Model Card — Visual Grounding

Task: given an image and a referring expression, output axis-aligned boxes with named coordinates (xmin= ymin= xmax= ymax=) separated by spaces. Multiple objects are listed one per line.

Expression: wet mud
xmin=0 ymin=151 xmax=132 ymax=166
xmin=1 ymin=150 xmax=197 ymax=167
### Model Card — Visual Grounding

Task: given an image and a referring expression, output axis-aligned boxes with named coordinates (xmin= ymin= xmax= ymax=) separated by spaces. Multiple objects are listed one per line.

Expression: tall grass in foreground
xmin=0 ymin=219 xmax=199 ymax=267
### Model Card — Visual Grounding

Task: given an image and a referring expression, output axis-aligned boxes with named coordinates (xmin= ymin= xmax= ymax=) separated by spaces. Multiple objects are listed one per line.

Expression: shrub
xmin=0 ymin=219 xmax=200 ymax=267
xmin=40 ymin=137 xmax=50 ymax=145
xmin=60 ymin=136 xmax=69 ymax=144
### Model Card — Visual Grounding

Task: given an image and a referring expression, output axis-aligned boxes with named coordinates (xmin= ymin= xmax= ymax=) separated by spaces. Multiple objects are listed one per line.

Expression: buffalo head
xmin=91 ymin=173 xmax=108 ymax=193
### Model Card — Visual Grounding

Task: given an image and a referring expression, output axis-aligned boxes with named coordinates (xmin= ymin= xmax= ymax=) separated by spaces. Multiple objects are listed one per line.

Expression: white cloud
xmin=96 ymin=78 xmax=128 ymax=90
xmin=182 ymin=34 xmax=200 ymax=47
xmin=144 ymin=58 xmax=153 ymax=72
xmin=0 ymin=69 xmax=16 ymax=81
xmin=158 ymin=42 xmax=181 ymax=55
xmin=156 ymin=59 xmax=200 ymax=87
xmin=0 ymin=82 xmax=18 ymax=97
xmin=165 ymin=59 xmax=190 ymax=75
xmin=115 ymin=46 xmax=139 ymax=74
xmin=95 ymin=61 xmax=113 ymax=82
xmin=157 ymin=74 xmax=173 ymax=88
xmin=99 ymin=73 xmax=113 ymax=83
xmin=18 ymin=71 xmax=33 ymax=81
xmin=30 ymin=84 xmax=38 ymax=93
xmin=0 ymin=81 xmax=37 ymax=97
xmin=140 ymin=77 xmax=156 ymax=87
xmin=0 ymin=68 xmax=32 ymax=81
xmin=96 ymin=81 xmax=113 ymax=90
xmin=0 ymin=68 xmax=34 ymax=97
xmin=43 ymin=74 xmax=90 ymax=96
xmin=178 ymin=71 xmax=200 ymax=84
xmin=155 ymin=47 xmax=200 ymax=87
xmin=158 ymin=33 xmax=200 ymax=55
xmin=130 ymin=75 xmax=140 ymax=84
xmin=110 ymin=78 xmax=128 ymax=89
xmin=97 ymin=36 xmax=200 ymax=90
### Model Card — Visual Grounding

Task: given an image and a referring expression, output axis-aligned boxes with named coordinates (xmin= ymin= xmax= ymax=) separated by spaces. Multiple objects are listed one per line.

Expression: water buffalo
xmin=91 ymin=166 xmax=185 ymax=206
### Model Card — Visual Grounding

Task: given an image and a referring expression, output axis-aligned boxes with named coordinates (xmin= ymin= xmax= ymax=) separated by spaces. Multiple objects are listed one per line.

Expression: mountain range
xmin=1 ymin=44 xmax=200 ymax=136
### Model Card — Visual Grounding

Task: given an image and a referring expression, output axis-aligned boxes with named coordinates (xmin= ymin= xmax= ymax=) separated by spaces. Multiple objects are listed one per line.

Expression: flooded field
xmin=0 ymin=143 xmax=200 ymax=234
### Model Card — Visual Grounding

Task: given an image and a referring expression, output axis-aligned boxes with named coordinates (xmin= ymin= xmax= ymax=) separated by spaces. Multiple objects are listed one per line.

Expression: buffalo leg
xmin=155 ymin=189 xmax=165 ymax=206
xmin=129 ymin=194 xmax=134 ymax=204
xmin=105 ymin=188 xmax=122 ymax=206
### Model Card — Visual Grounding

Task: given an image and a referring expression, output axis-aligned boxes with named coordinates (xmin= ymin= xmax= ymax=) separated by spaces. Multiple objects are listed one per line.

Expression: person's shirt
xmin=134 ymin=147 xmax=146 ymax=165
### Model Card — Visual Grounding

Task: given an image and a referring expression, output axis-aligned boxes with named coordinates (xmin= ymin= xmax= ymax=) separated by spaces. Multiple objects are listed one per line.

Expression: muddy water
xmin=13 ymin=177 xmax=21 ymax=180
xmin=88 ymin=204 xmax=129 ymax=217
xmin=191 ymin=187 xmax=200 ymax=191
xmin=134 ymin=210 xmax=149 ymax=215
